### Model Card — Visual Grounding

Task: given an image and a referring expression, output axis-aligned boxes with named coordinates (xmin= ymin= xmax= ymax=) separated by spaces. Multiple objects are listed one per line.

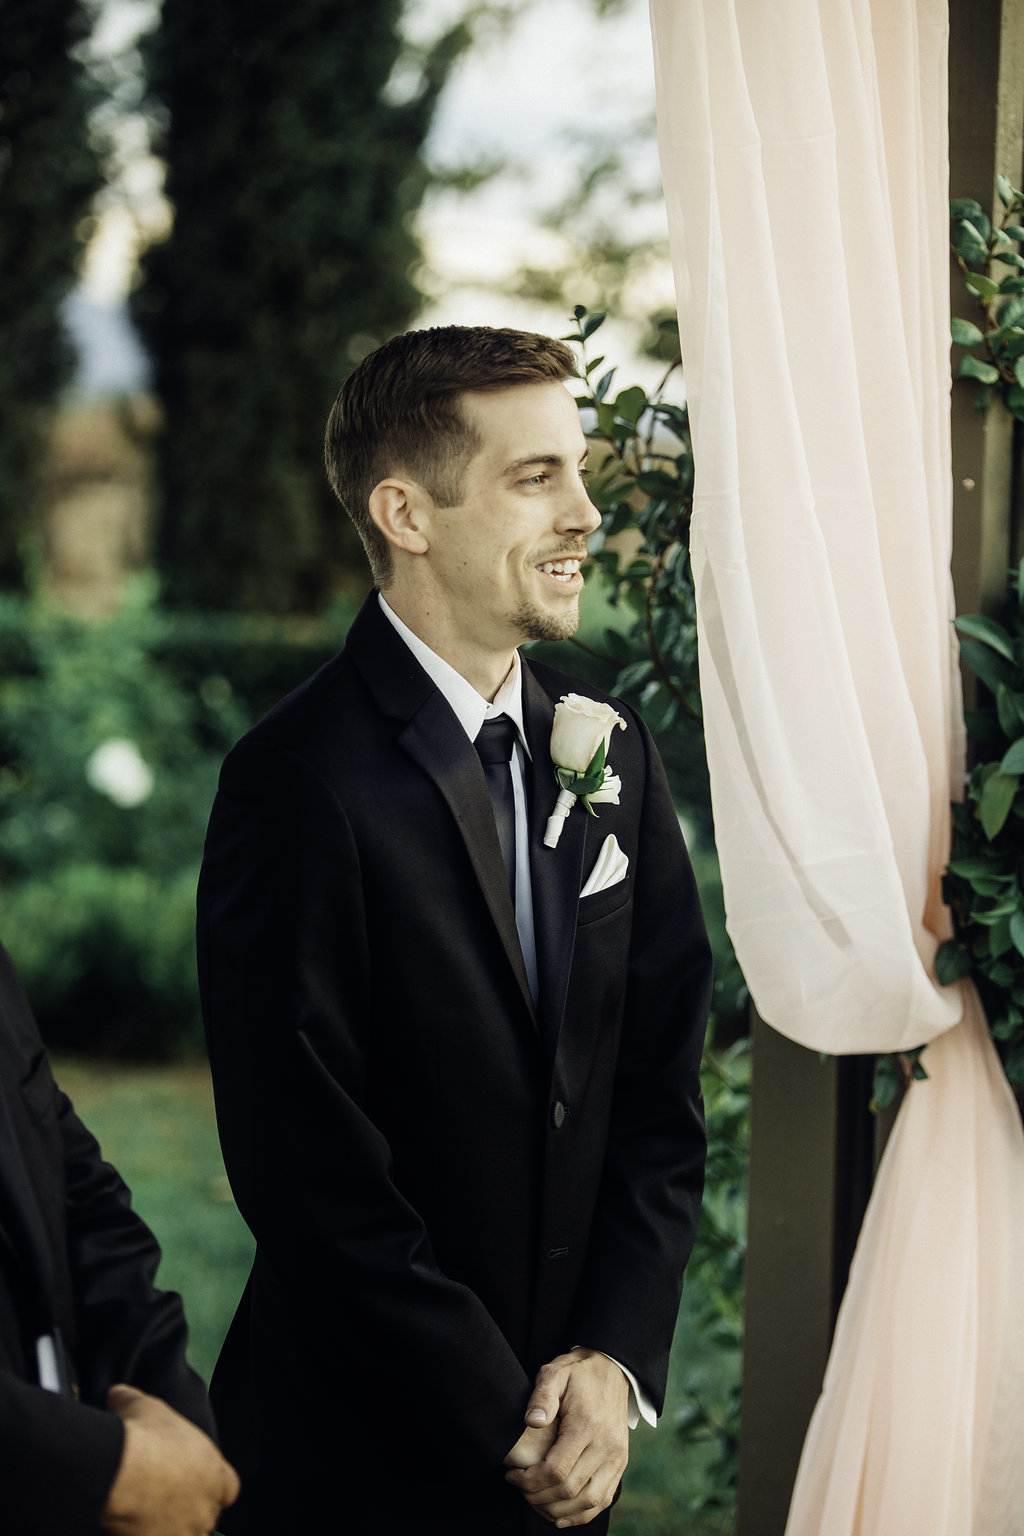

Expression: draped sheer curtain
xmin=649 ymin=1 xmax=1024 ymax=1531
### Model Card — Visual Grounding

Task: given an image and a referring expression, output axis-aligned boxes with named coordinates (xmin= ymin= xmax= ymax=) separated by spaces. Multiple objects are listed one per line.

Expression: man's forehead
xmin=459 ymin=380 xmax=586 ymax=462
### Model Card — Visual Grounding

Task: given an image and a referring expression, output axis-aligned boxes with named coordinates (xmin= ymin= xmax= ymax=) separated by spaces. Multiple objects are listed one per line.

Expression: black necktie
xmin=474 ymin=715 xmax=517 ymax=896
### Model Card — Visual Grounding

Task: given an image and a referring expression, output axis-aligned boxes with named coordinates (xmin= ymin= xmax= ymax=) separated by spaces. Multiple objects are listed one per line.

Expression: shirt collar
xmin=377 ymin=593 xmax=529 ymax=750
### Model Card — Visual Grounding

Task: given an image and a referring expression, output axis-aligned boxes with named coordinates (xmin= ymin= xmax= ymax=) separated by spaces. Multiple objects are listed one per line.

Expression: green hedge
xmin=0 ymin=580 xmax=360 ymax=1056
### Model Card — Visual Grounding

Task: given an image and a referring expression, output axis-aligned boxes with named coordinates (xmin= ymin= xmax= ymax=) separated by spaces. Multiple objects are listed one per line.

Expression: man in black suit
xmin=0 ymin=940 xmax=239 ymax=1535
xmin=198 ymin=325 xmax=712 ymax=1533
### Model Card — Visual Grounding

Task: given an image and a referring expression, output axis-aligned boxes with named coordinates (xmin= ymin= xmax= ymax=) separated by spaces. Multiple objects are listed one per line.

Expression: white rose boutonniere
xmin=543 ymin=694 xmax=626 ymax=848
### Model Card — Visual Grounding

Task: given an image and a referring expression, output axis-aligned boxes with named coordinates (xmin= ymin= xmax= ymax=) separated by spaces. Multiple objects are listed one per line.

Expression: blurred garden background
xmin=1 ymin=0 xmax=749 ymax=1527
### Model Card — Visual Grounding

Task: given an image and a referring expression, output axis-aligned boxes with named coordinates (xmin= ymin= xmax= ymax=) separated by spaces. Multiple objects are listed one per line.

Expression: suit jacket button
xmin=551 ymin=1100 xmax=567 ymax=1129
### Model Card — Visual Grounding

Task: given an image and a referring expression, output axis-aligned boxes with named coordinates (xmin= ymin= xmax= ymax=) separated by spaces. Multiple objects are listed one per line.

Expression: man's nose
xmin=559 ymin=483 xmax=602 ymax=536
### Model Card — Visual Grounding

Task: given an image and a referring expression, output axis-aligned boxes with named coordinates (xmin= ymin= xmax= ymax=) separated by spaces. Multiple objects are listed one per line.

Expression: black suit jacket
xmin=198 ymin=593 xmax=712 ymax=1534
xmin=0 ymin=943 xmax=215 ymax=1536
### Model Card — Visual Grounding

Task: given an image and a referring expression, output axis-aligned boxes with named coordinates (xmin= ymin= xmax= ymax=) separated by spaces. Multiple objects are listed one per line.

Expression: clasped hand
xmin=503 ymin=1347 xmax=629 ymax=1528
xmin=100 ymin=1384 xmax=240 ymax=1536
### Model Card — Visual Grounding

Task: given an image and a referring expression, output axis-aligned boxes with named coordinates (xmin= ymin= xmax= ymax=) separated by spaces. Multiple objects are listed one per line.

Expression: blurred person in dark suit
xmin=0 ymin=939 xmax=239 ymax=1536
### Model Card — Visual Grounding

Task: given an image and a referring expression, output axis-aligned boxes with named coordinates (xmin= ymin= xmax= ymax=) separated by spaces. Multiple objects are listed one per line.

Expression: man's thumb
xmin=524 ymin=1369 xmax=563 ymax=1427
xmin=106 ymin=1383 xmax=145 ymax=1416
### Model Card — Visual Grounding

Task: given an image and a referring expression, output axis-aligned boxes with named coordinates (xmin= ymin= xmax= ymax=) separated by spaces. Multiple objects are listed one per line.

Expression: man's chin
xmin=512 ymin=600 xmax=582 ymax=646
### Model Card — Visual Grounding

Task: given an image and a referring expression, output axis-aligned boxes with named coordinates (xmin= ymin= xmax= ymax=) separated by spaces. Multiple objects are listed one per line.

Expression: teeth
xmin=539 ymin=559 xmax=581 ymax=581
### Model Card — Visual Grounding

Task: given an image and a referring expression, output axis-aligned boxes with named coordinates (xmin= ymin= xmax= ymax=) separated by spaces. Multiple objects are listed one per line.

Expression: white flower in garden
xmin=86 ymin=739 xmax=155 ymax=808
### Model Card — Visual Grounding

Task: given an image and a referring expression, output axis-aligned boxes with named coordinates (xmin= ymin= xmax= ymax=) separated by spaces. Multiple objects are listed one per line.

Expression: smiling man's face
xmin=421 ymin=380 xmax=602 ymax=663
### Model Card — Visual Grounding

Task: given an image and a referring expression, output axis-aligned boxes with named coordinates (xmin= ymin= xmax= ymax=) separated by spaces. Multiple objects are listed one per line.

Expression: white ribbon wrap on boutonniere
xmin=543 ymin=694 xmax=626 ymax=848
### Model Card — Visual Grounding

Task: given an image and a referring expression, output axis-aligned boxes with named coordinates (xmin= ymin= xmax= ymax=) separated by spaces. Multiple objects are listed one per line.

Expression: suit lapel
xmin=346 ymin=596 xmax=536 ymax=1023
xmin=522 ymin=663 xmax=588 ymax=1053
xmin=399 ymin=696 xmax=536 ymax=1020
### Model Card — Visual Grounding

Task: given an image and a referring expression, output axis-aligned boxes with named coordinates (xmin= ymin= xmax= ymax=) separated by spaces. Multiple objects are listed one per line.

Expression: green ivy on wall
xmin=876 ymin=187 xmax=1024 ymax=1108
xmin=936 ymin=569 xmax=1024 ymax=1083
xmin=950 ymin=175 xmax=1024 ymax=417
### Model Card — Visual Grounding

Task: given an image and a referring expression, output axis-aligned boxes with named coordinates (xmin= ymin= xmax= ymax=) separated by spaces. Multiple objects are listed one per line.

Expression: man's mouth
xmin=536 ymin=557 xmax=583 ymax=584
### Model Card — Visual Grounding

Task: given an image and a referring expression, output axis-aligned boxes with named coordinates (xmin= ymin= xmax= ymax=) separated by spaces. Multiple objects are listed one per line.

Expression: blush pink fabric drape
xmin=649 ymin=0 xmax=1024 ymax=1530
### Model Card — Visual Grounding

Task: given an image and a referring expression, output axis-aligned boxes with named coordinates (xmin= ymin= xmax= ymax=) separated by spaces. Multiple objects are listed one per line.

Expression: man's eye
xmin=521 ymin=473 xmax=547 ymax=487
xmin=579 ymin=466 xmax=592 ymax=481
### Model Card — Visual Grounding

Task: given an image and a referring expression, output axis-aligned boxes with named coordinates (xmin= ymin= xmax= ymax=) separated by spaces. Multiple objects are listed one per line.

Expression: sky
xmin=409 ymin=0 xmax=669 ymax=304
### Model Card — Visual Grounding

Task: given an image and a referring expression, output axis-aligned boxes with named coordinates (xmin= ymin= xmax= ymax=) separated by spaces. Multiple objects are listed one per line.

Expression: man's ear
xmin=368 ymin=479 xmax=431 ymax=556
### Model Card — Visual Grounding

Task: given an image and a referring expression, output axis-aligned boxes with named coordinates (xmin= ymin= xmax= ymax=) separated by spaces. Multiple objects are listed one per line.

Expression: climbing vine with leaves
xmin=935 ymin=572 xmax=1024 ymax=1084
xmin=950 ymin=175 xmax=1024 ymax=416
xmin=562 ymin=305 xmax=701 ymax=732
xmin=941 ymin=180 xmax=1024 ymax=1084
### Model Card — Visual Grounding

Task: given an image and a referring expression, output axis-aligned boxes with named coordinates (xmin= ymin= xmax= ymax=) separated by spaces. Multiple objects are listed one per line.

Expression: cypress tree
xmin=135 ymin=0 xmax=461 ymax=613
xmin=0 ymin=0 xmax=101 ymax=588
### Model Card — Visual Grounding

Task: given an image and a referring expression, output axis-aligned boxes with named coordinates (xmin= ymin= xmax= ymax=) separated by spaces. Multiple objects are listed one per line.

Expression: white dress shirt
xmin=378 ymin=594 xmax=656 ymax=1430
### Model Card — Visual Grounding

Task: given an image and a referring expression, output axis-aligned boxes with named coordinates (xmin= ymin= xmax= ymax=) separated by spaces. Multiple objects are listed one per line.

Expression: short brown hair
xmin=324 ymin=325 xmax=577 ymax=584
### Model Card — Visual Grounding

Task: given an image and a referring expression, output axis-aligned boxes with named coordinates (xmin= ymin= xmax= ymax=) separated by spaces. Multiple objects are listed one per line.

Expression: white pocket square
xmin=580 ymin=834 xmax=629 ymax=898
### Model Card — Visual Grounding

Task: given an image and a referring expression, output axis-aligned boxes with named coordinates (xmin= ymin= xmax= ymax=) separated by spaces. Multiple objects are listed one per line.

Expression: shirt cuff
xmin=594 ymin=1351 xmax=658 ymax=1429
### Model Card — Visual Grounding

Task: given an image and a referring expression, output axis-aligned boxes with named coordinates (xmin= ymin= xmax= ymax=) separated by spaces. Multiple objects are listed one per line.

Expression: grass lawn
xmin=53 ymin=1054 xmax=740 ymax=1534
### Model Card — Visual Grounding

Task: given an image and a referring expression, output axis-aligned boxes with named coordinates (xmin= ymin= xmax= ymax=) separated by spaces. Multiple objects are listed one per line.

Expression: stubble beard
xmin=511 ymin=598 xmax=582 ymax=645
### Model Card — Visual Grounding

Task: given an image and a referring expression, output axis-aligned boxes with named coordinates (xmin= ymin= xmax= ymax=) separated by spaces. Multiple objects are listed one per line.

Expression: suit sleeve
xmin=0 ymin=1371 xmax=124 ymax=1536
xmin=58 ymin=1084 xmax=216 ymax=1434
xmin=198 ymin=738 xmax=532 ymax=1474
xmin=0 ymin=942 xmax=215 ymax=1534
xmin=0 ymin=1098 xmax=214 ymax=1536
xmin=567 ymin=711 xmax=713 ymax=1412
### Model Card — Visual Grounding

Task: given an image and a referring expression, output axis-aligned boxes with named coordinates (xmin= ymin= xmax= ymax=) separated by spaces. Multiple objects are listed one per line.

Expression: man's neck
xmin=380 ymin=589 xmax=516 ymax=702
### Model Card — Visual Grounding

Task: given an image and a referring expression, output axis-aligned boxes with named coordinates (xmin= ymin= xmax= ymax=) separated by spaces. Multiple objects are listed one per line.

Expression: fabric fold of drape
xmin=787 ymin=986 xmax=1024 ymax=1536
xmin=649 ymin=0 xmax=1024 ymax=1530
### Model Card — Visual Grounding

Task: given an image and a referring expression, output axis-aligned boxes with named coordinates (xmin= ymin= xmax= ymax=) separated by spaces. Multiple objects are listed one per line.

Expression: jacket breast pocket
xmin=576 ymin=878 xmax=631 ymax=927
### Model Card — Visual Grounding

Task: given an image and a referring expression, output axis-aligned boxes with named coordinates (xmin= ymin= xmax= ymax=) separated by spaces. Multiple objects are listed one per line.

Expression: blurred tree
xmin=134 ymin=0 xmax=467 ymax=614
xmin=0 ymin=0 xmax=102 ymax=590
